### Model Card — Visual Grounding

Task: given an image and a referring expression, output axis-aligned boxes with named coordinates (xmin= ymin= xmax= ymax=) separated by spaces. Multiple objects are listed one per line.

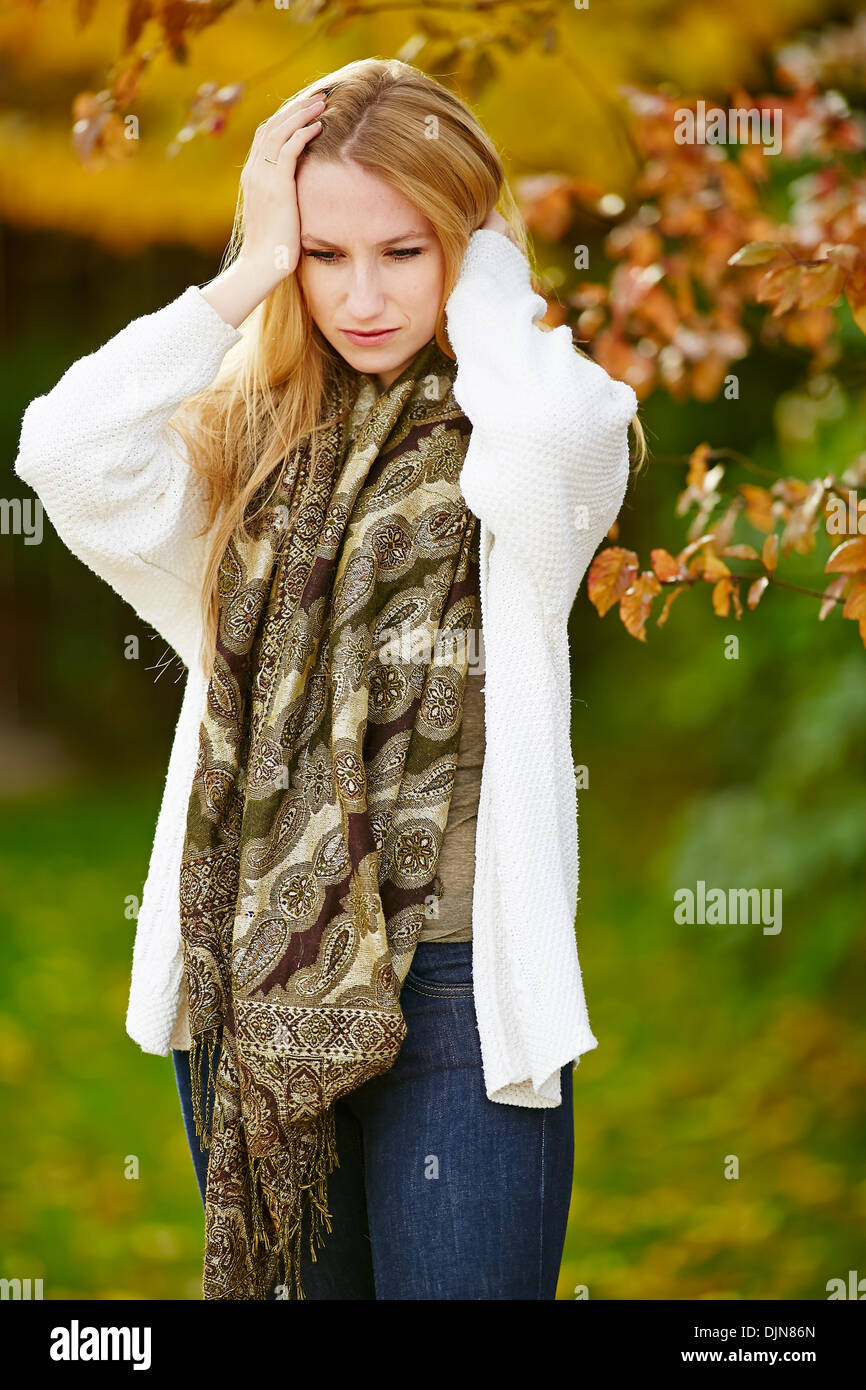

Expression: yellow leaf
xmin=841 ymin=582 xmax=866 ymax=622
xmin=588 ymin=546 xmax=640 ymax=617
xmin=762 ymin=533 xmax=779 ymax=572
xmin=712 ymin=577 xmax=733 ymax=616
xmin=826 ymin=538 xmax=866 ymax=574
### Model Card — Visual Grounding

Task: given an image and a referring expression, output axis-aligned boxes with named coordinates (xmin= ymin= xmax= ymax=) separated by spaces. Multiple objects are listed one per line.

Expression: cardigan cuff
xmin=450 ymin=228 xmax=536 ymax=303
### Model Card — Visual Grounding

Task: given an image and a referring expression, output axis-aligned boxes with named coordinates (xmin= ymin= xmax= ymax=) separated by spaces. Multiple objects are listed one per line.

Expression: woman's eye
xmin=302 ymin=248 xmax=423 ymax=263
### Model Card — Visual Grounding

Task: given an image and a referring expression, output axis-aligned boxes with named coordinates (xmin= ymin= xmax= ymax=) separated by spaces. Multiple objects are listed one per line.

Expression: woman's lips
xmin=340 ymin=327 xmax=399 ymax=346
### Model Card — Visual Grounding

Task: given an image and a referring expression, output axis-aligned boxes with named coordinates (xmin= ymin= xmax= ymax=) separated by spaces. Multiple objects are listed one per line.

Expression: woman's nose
xmin=344 ymin=269 xmax=387 ymax=320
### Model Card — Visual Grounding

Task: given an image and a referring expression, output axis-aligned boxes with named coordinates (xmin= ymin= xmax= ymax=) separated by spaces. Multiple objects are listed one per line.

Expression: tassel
xmin=241 ymin=1103 xmax=339 ymax=1301
xmin=188 ymin=1026 xmax=221 ymax=1152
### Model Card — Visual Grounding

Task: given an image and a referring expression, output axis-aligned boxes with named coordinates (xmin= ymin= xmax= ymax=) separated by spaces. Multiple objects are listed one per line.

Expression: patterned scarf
xmin=179 ymin=337 xmax=478 ymax=1299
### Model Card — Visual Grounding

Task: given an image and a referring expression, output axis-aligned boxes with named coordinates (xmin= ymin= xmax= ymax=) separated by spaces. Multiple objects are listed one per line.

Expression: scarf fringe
xmin=190 ymin=1027 xmax=339 ymax=1300
xmin=247 ymin=1102 xmax=339 ymax=1301
xmin=189 ymin=1027 xmax=222 ymax=1152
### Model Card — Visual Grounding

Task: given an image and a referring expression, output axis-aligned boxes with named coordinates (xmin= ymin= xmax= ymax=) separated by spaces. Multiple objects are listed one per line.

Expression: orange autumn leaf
xmin=841 ymin=581 xmax=866 ymax=622
xmin=685 ymin=553 xmax=706 ymax=579
xmin=685 ymin=442 xmax=713 ymax=489
xmin=774 ymin=478 xmax=811 ymax=507
xmin=587 ymin=546 xmax=640 ymax=617
xmin=798 ymin=261 xmax=846 ymax=309
xmin=841 ymin=251 xmax=866 ymax=334
xmin=727 ymin=240 xmax=787 ymax=267
xmin=847 ymin=287 xmax=866 ymax=336
xmin=620 ymin=572 xmax=662 ymax=642
xmin=707 ymin=500 xmax=741 ymax=551
xmin=739 ymin=484 xmax=776 ymax=532
xmin=825 ymin=537 xmax=866 ymax=574
xmin=825 ymin=244 xmax=861 ymax=272
xmin=712 ymin=577 xmax=735 ymax=616
xmin=111 ymin=53 xmax=149 ymax=107
xmin=677 ymin=532 xmax=719 ymax=563
xmin=780 ymin=477 xmax=825 ymax=557
xmin=758 ymin=262 xmax=804 ymax=316
xmin=747 ymin=576 xmax=770 ymax=609
xmin=762 ymin=533 xmax=780 ymax=571
xmin=650 ymin=548 xmax=683 ymax=582
xmin=723 ymin=543 xmax=761 ymax=560
xmin=701 ymin=549 xmax=731 ymax=581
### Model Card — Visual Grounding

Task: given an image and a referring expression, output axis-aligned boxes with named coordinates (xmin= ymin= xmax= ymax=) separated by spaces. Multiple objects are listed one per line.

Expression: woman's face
xmin=295 ymin=158 xmax=446 ymax=391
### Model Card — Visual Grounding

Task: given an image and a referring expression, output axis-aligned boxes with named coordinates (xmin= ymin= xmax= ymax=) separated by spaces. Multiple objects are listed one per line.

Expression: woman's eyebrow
xmin=300 ymin=230 xmax=432 ymax=248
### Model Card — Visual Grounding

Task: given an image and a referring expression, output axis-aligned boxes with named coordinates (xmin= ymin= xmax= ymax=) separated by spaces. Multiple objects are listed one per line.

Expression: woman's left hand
xmin=480 ymin=207 xmax=520 ymax=246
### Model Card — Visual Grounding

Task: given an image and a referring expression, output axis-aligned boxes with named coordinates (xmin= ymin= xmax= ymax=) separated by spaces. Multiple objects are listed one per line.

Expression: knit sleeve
xmin=445 ymin=229 xmax=637 ymax=620
xmin=12 ymin=285 xmax=243 ymax=669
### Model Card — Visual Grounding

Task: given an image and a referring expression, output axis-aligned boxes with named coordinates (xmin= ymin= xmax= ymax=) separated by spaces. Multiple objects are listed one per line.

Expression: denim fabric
xmin=172 ymin=940 xmax=575 ymax=1299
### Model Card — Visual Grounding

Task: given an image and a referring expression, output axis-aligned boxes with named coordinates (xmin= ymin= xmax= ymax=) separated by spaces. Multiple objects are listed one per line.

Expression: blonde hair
xmin=169 ymin=57 xmax=646 ymax=678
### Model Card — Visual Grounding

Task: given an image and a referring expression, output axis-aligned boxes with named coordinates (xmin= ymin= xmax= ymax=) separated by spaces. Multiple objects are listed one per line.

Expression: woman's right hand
xmin=239 ymin=91 xmax=327 ymax=280
xmin=198 ymin=92 xmax=327 ymax=329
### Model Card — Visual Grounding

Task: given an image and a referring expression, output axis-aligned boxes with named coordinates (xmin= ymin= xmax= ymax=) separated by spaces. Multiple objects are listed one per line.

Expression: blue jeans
xmin=172 ymin=941 xmax=575 ymax=1299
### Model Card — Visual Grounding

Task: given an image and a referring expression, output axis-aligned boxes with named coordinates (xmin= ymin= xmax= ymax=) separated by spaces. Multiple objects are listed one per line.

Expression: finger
xmin=274 ymin=120 xmax=323 ymax=168
xmin=246 ymin=107 xmax=323 ymax=174
xmin=257 ymin=102 xmax=325 ymax=164
xmin=268 ymin=95 xmax=327 ymax=133
xmin=253 ymin=92 xmax=327 ymax=146
xmin=245 ymin=118 xmax=321 ymax=183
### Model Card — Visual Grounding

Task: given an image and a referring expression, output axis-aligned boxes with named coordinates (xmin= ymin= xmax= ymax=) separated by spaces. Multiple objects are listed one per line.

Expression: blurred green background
xmin=1 ymin=0 xmax=864 ymax=1300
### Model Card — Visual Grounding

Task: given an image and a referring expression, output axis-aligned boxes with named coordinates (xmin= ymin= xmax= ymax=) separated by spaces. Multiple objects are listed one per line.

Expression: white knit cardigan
xmin=13 ymin=229 xmax=636 ymax=1108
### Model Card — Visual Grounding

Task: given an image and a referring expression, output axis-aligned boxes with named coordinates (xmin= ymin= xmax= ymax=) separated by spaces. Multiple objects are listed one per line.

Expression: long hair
xmin=168 ymin=57 xmax=647 ymax=678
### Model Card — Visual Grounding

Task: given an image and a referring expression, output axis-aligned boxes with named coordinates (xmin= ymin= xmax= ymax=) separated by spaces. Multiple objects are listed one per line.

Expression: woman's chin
xmin=338 ymin=343 xmax=411 ymax=382
xmin=321 ymin=327 xmax=434 ymax=387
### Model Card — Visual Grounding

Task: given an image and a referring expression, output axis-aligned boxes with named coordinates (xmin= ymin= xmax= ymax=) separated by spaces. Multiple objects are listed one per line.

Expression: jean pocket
xmin=405 ymin=939 xmax=475 ymax=995
xmin=403 ymin=942 xmax=474 ymax=997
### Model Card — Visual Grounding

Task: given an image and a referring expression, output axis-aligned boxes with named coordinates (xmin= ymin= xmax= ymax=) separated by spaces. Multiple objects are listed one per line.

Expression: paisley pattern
xmin=179 ymin=339 xmax=479 ymax=1299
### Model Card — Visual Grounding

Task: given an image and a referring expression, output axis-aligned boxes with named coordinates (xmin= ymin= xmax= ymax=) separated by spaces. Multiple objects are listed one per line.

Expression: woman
xmin=14 ymin=57 xmax=644 ymax=1300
